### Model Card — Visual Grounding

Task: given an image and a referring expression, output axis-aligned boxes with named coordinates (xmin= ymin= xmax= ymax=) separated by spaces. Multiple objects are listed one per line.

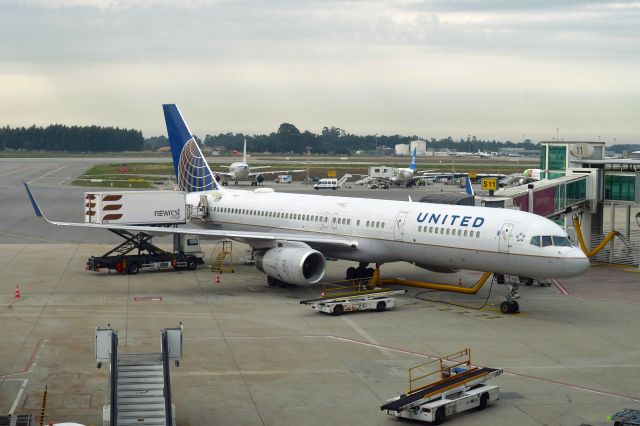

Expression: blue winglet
xmin=23 ymin=182 xmax=43 ymax=217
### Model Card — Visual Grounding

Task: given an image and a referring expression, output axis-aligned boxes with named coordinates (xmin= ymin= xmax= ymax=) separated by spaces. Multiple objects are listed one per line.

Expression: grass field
xmin=73 ymin=158 xmax=536 ymax=188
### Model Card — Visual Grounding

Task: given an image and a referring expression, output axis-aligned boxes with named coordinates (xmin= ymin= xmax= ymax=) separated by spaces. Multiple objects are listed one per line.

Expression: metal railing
xmin=110 ymin=331 xmax=118 ymax=426
xmin=591 ymin=228 xmax=639 ymax=266
xmin=161 ymin=330 xmax=173 ymax=426
xmin=408 ymin=348 xmax=472 ymax=394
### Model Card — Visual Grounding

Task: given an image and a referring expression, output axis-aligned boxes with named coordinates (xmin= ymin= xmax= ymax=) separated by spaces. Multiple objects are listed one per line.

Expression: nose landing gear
xmin=496 ymin=274 xmax=520 ymax=314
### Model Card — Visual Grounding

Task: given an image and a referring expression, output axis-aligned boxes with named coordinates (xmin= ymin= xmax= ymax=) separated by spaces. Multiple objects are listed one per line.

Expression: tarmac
xmin=1 ymin=157 xmax=640 ymax=425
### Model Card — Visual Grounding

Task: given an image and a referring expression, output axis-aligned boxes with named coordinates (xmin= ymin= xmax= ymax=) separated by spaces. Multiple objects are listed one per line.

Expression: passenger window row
xmin=213 ymin=206 xmax=360 ymax=226
xmin=418 ymin=225 xmax=480 ymax=238
xmin=213 ymin=205 xmax=394 ymax=231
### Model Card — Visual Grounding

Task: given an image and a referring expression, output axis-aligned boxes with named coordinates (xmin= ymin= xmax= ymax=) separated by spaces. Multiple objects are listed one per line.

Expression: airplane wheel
xmin=500 ymin=301 xmax=519 ymax=314
xmin=366 ymin=267 xmax=375 ymax=278
xmin=333 ymin=304 xmax=344 ymax=316
xmin=267 ymin=276 xmax=276 ymax=286
xmin=346 ymin=267 xmax=356 ymax=280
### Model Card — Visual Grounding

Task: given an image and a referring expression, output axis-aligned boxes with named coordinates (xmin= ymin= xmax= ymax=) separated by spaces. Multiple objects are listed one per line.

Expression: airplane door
xmin=394 ymin=212 xmax=408 ymax=241
xmin=322 ymin=212 xmax=330 ymax=230
xmin=499 ymin=223 xmax=514 ymax=253
xmin=331 ymin=212 xmax=339 ymax=229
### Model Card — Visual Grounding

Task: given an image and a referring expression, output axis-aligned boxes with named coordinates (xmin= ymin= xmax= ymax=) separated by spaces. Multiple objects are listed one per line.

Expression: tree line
xmin=7 ymin=122 xmax=631 ymax=155
xmin=0 ymin=125 xmax=144 ymax=152
xmin=203 ymin=123 xmax=540 ymax=155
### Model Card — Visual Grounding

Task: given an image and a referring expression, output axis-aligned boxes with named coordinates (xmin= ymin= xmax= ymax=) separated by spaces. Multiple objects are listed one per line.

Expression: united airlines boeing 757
xmin=24 ymin=104 xmax=589 ymax=292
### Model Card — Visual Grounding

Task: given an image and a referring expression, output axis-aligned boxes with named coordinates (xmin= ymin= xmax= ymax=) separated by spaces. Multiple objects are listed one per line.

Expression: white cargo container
xmin=84 ymin=191 xmax=186 ymax=225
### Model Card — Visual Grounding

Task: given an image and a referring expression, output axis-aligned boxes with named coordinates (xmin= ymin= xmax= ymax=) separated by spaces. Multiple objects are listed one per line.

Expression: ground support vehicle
xmin=86 ymin=230 xmax=203 ymax=275
xmin=610 ymin=408 xmax=640 ymax=425
xmin=382 ymin=349 xmax=502 ymax=424
xmin=368 ymin=178 xmax=391 ymax=189
xmin=300 ymin=289 xmax=406 ymax=315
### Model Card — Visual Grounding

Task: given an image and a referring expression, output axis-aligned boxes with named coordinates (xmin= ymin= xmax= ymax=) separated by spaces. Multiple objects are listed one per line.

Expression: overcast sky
xmin=1 ymin=0 xmax=639 ymax=143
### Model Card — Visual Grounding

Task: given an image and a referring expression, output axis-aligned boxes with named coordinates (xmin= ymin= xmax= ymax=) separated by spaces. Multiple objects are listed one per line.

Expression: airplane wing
xmin=24 ymin=183 xmax=358 ymax=249
xmin=248 ymin=169 xmax=305 ymax=177
xmin=249 ymin=166 xmax=271 ymax=170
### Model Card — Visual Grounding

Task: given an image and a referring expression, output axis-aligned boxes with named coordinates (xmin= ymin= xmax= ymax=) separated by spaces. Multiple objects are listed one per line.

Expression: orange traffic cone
xmin=15 ymin=285 xmax=21 ymax=299
xmin=216 ymin=272 xmax=220 ymax=284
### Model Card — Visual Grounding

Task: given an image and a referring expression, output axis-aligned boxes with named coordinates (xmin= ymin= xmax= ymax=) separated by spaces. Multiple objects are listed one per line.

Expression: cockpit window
xmin=552 ymin=236 xmax=572 ymax=247
xmin=530 ymin=236 xmax=541 ymax=247
xmin=541 ymin=236 xmax=553 ymax=247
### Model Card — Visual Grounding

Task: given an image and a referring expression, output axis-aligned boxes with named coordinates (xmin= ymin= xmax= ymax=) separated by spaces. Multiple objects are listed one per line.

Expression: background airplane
xmin=390 ymin=148 xmax=435 ymax=187
xmin=211 ymin=138 xmax=304 ymax=186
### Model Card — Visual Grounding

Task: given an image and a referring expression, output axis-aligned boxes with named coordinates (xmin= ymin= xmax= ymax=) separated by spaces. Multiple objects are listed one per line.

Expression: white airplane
xmin=449 ymin=150 xmax=490 ymax=158
xmin=204 ymin=138 xmax=303 ymax=186
xmin=24 ymin=104 xmax=589 ymax=310
xmin=390 ymin=148 xmax=434 ymax=187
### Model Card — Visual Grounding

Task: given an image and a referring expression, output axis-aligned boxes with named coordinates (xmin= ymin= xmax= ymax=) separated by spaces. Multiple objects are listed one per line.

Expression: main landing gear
xmin=495 ymin=274 xmax=520 ymax=314
xmin=345 ymin=262 xmax=375 ymax=280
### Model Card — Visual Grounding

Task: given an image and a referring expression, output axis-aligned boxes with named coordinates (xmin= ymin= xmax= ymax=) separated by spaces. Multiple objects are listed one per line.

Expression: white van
xmin=314 ymin=178 xmax=338 ymax=190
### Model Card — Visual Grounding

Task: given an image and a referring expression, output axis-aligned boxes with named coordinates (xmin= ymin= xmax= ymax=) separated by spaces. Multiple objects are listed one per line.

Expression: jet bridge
xmin=491 ymin=173 xmax=593 ymax=220
xmin=96 ymin=324 xmax=183 ymax=426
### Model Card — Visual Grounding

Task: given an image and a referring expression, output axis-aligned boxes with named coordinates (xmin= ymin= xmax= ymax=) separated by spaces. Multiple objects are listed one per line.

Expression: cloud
xmin=0 ymin=0 xmax=638 ymax=142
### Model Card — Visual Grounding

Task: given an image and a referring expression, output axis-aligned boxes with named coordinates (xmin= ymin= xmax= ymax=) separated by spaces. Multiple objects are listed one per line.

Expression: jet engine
xmin=255 ymin=247 xmax=326 ymax=285
xmin=413 ymin=263 xmax=461 ymax=274
xmin=255 ymin=174 xmax=265 ymax=184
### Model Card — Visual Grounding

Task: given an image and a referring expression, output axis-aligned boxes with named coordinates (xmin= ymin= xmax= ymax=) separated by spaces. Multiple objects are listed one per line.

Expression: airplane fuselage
xmin=187 ymin=188 xmax=588 ymax=279
xmin=228 ymin=162 xmax=250 ymax=181
xmin=390 ymin=168 xmax=414 ymax=185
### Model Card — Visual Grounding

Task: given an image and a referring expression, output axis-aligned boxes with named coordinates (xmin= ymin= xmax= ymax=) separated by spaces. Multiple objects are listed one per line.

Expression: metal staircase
xmin=96 ymin=324 xmax=183 ymax=426
xmin=116 ymin=354 xmax=166 ymax=425
xmin=210 ymin=240 xmax=234 ymax=273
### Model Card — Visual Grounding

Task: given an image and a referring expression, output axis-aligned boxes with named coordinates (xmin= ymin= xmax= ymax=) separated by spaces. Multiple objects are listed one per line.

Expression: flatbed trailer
xmin=86 ymin=229 xmax=203 ymax=275
xmin=382 ymin=348 xmax=502 ymax=424
xmin=87 ymin=252 xmax=202 ymax=275
xmin=300 ymin=289 xmax=406 ymax=315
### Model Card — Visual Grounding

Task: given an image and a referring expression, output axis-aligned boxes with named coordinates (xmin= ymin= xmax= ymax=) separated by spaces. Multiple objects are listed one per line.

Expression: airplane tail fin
xmin=465 ymin=176 xmax=475 ymax=196
xmin=242 ymin=137 xmax=247 ymax=164
xmin=162 ymin=104 xmax=219 ymax=192
xmin=409 ymin=148 xmax=417 ymax=171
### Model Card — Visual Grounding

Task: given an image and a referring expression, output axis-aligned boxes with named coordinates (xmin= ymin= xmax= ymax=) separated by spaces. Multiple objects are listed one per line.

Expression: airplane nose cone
xmin=563 ymin=249 xmax=590 ymax=276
